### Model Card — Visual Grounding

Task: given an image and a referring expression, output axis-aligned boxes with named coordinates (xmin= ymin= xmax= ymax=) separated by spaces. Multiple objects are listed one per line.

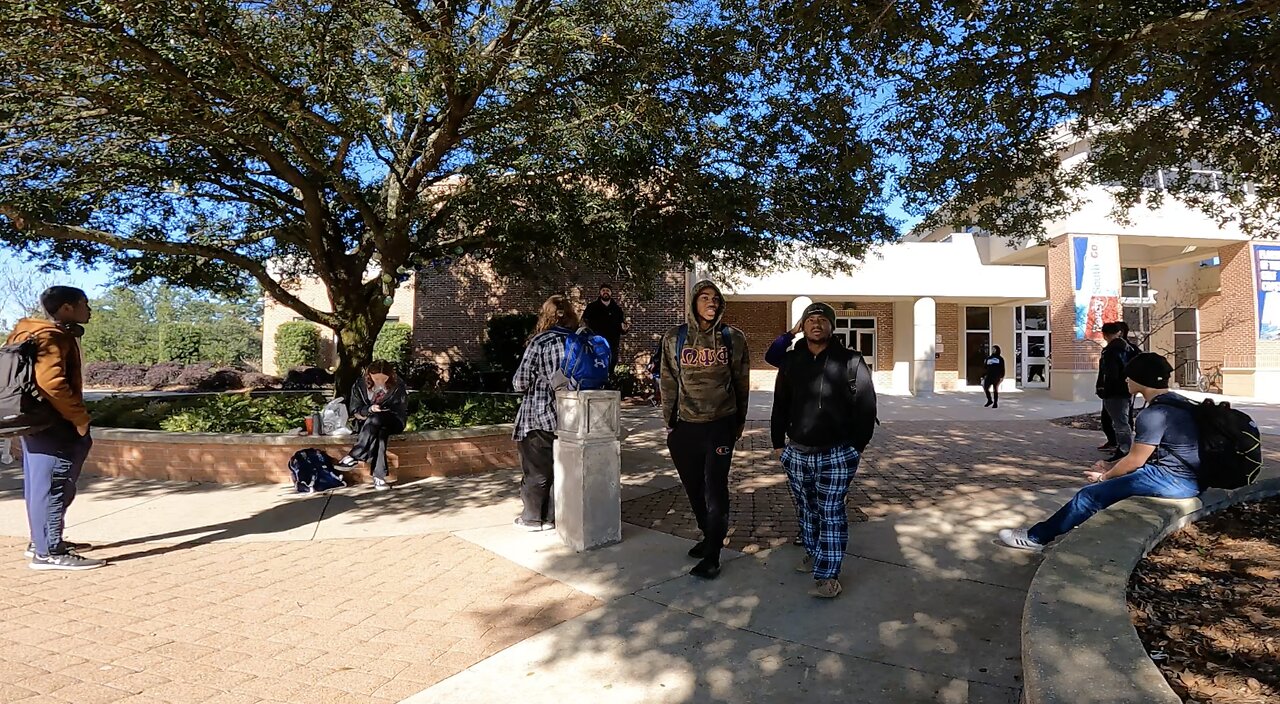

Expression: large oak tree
xmin=0 ymin=0 xmax=898 ymax=388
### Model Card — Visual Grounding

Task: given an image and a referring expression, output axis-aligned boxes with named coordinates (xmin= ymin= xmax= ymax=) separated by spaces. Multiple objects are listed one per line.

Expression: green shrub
xmin=373 ymin=322 xmax=413 ymax=365
xmin=405 ymin=392 xmax=521 ymax=431
xmin=483 ymin=313 xmax=537 ymax=379
xmin=160 ymin=323 xmax=203 ymax=363
xmin=158 ymin=393 xmax=320 ymax=433
xmin=275 ymin=322 xmax=320 ymax=371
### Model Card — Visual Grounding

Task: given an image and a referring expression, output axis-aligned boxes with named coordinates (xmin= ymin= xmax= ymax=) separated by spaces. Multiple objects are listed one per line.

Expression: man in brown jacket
xmin=8 ymin=286 xmax=102 ymax=570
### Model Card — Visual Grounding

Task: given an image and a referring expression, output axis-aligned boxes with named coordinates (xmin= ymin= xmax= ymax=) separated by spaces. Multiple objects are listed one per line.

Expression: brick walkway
xmin=0 ymin=534 xmax=598 ymax=703
xmin=623 ymin=420 xmax=1115 ymax=553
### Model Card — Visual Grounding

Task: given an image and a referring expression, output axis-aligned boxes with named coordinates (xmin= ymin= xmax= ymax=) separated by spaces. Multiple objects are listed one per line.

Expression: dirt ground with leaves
xmin=1129 ymin=497 xmax=1280 ymax=704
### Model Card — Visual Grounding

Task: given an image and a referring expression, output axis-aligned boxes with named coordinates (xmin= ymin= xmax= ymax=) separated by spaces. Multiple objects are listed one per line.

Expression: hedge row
xmin=83 ymin=362 xmax=284 ymax=391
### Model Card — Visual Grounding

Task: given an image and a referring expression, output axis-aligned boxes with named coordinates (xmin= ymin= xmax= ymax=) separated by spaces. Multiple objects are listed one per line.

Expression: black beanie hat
xmin=1125 ymin=352 xmax=1174 ymax=389
xmin=801 ymin=302 xmax=837 ymax=327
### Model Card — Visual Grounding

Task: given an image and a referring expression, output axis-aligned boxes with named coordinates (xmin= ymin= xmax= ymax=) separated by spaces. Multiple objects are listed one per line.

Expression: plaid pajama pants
xmin=781 ymin=444 xmax=860 ymax=580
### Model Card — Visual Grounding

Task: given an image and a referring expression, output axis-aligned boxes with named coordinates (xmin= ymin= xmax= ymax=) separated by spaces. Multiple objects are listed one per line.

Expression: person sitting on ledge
xmin=338 ymin=360 xmax=409 ymax=490
xmin=997 ymin=352 xmax=1203 ymax=552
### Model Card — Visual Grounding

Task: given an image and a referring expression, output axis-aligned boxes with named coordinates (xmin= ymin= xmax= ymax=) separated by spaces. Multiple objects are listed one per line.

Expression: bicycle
xmin=1196 ymin=364 xmax=1223 ymax=394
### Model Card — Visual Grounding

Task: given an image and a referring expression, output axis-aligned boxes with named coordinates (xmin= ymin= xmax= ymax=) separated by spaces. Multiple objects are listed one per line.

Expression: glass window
xmin=965 ymin=306 xmax=991 ymax=331
xmin=1015 ymin=307 xmax=1023 ymax=331
xmin=1024 ymin=305 xmax=1048 ymax=331
xmin=1121 ymin=267 xmax=1149 ymax=299
xmin=385 ymin=316 xmax=399 ymax=323
xmin=1173 ymin=308 xmax=1197 ymax=333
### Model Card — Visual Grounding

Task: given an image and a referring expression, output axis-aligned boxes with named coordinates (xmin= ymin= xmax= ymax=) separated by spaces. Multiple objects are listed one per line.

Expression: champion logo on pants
xmin=714 ymin=445 xmax=732 ymax=456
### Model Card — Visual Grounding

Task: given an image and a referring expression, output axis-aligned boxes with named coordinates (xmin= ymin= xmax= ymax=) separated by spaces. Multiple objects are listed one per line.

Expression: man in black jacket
xmin=771 ymin=302 xmax=877 ymax=598
xmin=582 ymin=283 xmax=628 ymax=371
xmin=1097 ymin=322 xmax=1137 ymax=460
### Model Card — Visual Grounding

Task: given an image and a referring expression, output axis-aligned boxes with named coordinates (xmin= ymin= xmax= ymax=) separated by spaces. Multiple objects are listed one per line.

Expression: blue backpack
xmin=288 ymin=448 xmax=347 ymax=493
xmin=556 ymin=329 xmax=611 ymax=390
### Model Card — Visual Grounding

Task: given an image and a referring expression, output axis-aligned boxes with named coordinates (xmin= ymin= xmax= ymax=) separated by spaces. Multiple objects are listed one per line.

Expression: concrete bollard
xmin=553 ymin=389 xmax=622 ymax=551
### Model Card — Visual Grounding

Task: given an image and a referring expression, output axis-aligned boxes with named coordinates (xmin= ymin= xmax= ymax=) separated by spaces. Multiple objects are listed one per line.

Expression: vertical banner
xmin=1257 ymin=244 xmax=1280 ymax=341
xmin=1072 ymin=235 xmax=1121 ymax=341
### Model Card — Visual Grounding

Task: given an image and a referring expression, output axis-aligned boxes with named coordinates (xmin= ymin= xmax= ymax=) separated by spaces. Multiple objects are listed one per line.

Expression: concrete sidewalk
xmin=5 ymin=395 xmax=1274 ymax=703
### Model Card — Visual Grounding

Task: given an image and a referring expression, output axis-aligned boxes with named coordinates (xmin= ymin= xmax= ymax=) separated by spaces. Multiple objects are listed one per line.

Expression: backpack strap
xmin=673 ymin=324 xmax=689 ymax=422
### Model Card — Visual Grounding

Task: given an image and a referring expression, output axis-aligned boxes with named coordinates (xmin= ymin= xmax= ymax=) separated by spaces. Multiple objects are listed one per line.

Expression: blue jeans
xmin=21 ymin=423 xmax=92 ymax=557
xmin=1028 ymin=464 xmax=1200 ymax=544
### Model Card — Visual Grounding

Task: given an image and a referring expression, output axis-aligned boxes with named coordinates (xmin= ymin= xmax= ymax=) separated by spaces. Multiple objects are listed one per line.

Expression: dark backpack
xmin=554 ymin=329 xmax=611 ymax=391
xmin=1188 ymin=399 xmax=1264 ymax=489
xmin=288 ymin=448 xmax=346 ymax=493
xmin=0 ymin=333 xmax=59 ymax=437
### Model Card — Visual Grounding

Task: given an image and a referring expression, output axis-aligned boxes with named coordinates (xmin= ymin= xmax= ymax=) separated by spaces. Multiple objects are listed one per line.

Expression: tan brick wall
xmin=412 ymin=260 xmax=686 ymax=371
xmin=261 ymin=275 xmax=416 ymax=376
xmin=79 ymin=432 xmax=518 ymax=484
xmin=722 ymin=301 xmax=786 ymax=370
xmin=935 ymin=303 xmax=959 ymax=373
xmin=1219 ymin=242 xmax=1259 ymax=370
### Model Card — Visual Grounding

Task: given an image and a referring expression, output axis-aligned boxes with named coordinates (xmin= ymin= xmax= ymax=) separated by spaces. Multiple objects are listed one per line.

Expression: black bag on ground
xmin=0 ymin=335 xmax=58 ymax=437
xmin=288 ymin=448 xmax=346 ymax=493
xmin=1191 ymin=399 xmax=1264 ymax=489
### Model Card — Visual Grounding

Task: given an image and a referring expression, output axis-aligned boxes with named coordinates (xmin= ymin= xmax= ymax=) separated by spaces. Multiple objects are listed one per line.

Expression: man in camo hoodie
xmin=658 ymin=280 xmax=750 ymax=579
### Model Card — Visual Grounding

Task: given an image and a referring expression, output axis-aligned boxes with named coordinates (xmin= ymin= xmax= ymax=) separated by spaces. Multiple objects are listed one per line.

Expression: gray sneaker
xmin=29 ymin=551 xmax=105 ymax=571
xmin=24 ymin=540 xmax=92 ymax=559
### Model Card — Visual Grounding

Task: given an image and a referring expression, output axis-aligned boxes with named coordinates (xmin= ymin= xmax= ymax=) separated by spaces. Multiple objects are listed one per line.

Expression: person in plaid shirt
xmin=771 ymin=302 xmax=877 ymax=598
xmin=511 ymin=295 xmax=580 ymax=531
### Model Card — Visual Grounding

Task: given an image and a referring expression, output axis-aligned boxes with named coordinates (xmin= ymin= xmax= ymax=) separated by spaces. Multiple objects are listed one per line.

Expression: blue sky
xmin=0 ymin=249 xmax=114 ymax=321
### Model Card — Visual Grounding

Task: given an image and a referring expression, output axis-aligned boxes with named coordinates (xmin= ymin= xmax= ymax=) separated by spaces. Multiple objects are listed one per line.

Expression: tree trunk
xmin=332 ymin=300 xmax=389 ymax=397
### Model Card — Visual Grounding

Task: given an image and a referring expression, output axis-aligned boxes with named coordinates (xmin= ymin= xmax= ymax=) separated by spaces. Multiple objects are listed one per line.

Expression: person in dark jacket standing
xmin=1097 ymin=322 xmax=1138 ymax=460
xmin=658 ymin=280 xmax=751 ymax=580
xmin=582 ymin=283 xmax=629 ymax=371
xmin=981 ymin=345 xmax=1006 ymax=408
xmin=771 ymin=302 xmax=877 ymax=599
xmin=339 ymin=360 xmax=409 ymax=490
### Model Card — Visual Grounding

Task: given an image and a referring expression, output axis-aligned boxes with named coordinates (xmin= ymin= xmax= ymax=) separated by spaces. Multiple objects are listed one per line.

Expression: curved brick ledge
xmin=1022 ymin=476 xmax=1280 ymax=704
xmin=77 ymin=424 xmax=518 ymax=484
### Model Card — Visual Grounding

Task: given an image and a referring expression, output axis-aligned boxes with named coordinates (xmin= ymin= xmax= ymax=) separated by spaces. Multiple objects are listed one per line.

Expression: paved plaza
xmin=3 ymin=391 xmax=1278 ymax=703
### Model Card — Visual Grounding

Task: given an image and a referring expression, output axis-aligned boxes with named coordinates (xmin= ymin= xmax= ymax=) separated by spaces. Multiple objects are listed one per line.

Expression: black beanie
xmin=801 ymin=302 xmax=837 ymax=327
xmin=1125 ymin=352 xmax=1173 ymax=389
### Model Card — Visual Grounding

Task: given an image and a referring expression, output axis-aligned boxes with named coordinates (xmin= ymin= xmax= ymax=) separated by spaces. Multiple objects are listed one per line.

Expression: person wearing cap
xmin=998 ymin=352 xmax=1203 ymax=551
xmin=583 ymin=282 xmax=629 ymax=372
xmin=771 ymin=302 xmax=877 ymax=597
xmin=658 ymin=280 xmax=751 ymax=580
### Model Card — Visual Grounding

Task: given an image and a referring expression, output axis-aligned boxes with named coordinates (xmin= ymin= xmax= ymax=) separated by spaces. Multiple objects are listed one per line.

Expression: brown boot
xmin=814 ymin=578 xmax=842 ymax=598
xmin=795 ymin=553 xmax=813 ymax=573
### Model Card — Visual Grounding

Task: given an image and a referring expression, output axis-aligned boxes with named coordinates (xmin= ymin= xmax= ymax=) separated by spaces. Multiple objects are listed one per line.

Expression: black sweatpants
xmin=518 ymin=430 xmax=555 ymax=524
xmin=349 ymin=412 xmax=404 ymax=481
xmin=667 ymin=416 xmax=736 ymax=563
xmin=981 ymin=376 xmax=999 ymax=405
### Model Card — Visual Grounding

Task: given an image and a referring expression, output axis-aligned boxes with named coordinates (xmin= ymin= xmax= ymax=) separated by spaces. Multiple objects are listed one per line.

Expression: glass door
xmin=1023 ymin=332 xmax=1050 ymax=388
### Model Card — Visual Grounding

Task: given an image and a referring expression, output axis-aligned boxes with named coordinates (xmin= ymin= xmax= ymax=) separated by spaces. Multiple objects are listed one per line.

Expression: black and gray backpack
xmin=0 ymin=333 xmax=58 ymax=436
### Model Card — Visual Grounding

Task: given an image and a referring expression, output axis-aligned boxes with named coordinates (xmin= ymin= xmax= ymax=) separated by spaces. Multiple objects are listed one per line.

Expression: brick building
xmin=264 ymin=135 xmax=1279 ymax=400
xmin=261 ymin=261 xmax=691 ymax=377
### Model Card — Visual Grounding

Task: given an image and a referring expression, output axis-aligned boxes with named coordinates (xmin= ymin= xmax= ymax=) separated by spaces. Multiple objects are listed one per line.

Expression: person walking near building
xmin=998 ymin=353 xmax=1202 ymax=551
xmin=1096 ymin=322 xmax=1138 ymax=460
xmin=8 ymin=286 xmax=102 ymax=570
xmin=583 ymin=283 xmax=629 ymax=372
xmin=510 ymin=295 xmax=580 ymax=531
xmin=982 ymin=345 xmax=1006 ymax=408
xmin=338 ymin=360 xmax=409 ymax=490
xmin=771 ymin=302 xmax=877 ymax=598
xmin=658 ymin=280 xmax=750 ymax=579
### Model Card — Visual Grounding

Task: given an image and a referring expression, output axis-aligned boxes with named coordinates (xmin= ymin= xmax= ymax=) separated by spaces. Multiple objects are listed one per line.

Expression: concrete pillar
xmin=912 ymin=297 xmax=937 ymax=396
xmin=553 ymin=390 xmax=622 ymax=551
xmin=893 ymin=300 xmax=914 ymax=393
xmin=789 ymin=296 xmax=813 ymax=328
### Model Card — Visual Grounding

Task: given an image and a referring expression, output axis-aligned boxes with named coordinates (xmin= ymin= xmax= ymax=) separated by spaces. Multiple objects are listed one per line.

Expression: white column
xmin=893 ymin=300 xmax=915 ymax=393
xmin=913 ymin=297 xmax=937 ymax=396
xmin=553 ymin=390 xmax=622 ymax=551
xmin=789 ymin=296 xmax=813 ymax=329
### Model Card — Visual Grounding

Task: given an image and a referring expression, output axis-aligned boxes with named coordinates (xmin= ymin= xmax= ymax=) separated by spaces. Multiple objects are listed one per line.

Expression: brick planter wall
xmin=73 ymin=426 xmax=519 ymax=484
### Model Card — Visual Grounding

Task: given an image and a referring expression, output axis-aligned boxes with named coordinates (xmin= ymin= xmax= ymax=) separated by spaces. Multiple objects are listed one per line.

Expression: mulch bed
xmin=1050 ymin=412 xmax=1104 ymax=432
xmin=1129 ymin=496 xmax=1280 ymax=704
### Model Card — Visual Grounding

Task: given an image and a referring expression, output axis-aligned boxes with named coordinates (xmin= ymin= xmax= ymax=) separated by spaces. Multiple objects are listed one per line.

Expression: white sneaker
xmin=372 ymin=477 xmax=390 ymax=491
xmin=997 ymin=528 xmax=1045 ymax=553
xmin=337 ymin=456 xmax=359 ymax=468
